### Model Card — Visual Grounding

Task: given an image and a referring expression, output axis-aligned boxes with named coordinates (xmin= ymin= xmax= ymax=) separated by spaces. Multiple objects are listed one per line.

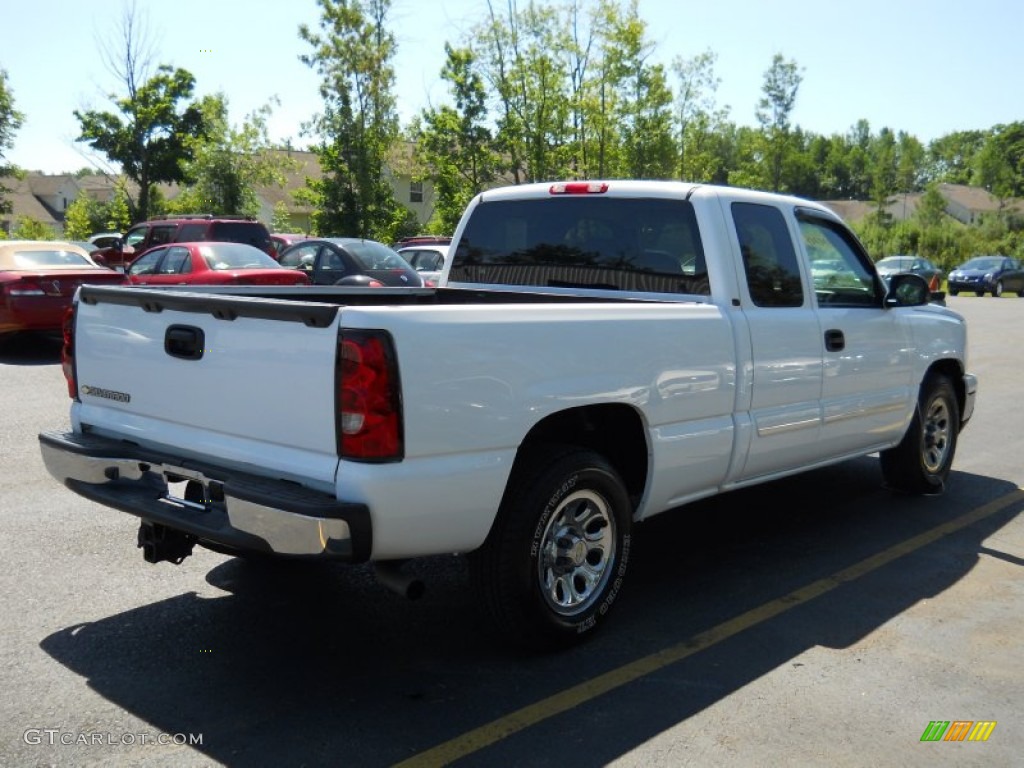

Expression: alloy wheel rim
xmin=537 ymin=489 xmax=616 ymax=617
xmin=922 ymin=397 xmax=951 ymax=472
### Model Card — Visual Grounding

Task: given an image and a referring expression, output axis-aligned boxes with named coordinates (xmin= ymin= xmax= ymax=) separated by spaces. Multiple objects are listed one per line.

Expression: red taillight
xmin=62 ymin=304 xmax=77 ymax=399
xmin=7 ymin=280 xmax=45 ymax=296
xmin=550 ymin=181 xmax=609 ymax=195
xmin=337 ymin=330 xmax=402 ymax=461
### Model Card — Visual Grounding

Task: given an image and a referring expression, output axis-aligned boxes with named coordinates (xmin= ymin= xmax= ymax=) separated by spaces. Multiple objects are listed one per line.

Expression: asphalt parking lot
xmin=0 ymin=294 xmax=1020 ymax=767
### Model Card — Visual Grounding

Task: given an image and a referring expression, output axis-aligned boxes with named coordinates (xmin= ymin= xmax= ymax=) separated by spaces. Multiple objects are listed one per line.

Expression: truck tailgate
xmin=71 ymin=287 xmax=342 ymax=489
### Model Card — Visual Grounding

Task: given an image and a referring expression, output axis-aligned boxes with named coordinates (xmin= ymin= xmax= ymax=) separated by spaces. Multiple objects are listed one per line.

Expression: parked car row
xmin=873 ymin=255 xmax=944 ymax=291
xmin=946 ymin=255 xmax=1024 ymax=297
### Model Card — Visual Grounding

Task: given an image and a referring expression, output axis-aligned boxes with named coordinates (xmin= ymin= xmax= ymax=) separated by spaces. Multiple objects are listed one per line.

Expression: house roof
xmin=0 ymin=176 xmax=62 ymax=230
xmin=938 ymin=183 xmax=1002 ymax=211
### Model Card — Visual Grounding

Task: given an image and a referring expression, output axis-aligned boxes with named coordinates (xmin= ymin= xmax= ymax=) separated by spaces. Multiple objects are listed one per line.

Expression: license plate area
xmin=160 ymin=469 xmax=225 ymax=513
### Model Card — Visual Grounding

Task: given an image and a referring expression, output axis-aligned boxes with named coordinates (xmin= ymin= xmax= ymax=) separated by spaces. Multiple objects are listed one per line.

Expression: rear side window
xmin=148 ymin=225 xmax=177 ymax=247
xmin=731 ymin=203 xmax=803 ymax=308
xmin=450 ymin=197 xmax=709 ymax=295
xmin=209 ymin=222 xmax=272 ymax=252
xmin=160 ymin=246 xmax=192 ymax=274
xmin=177 ymin=223 xmax=208 ymax=241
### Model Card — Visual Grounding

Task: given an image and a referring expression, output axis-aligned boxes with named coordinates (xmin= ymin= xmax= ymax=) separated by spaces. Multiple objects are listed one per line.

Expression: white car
xmin=397 ymin=244 xmax=448 ymax=286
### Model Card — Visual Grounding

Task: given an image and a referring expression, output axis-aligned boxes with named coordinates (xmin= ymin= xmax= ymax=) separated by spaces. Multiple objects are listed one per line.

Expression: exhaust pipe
xmin=374 ymin=561 xmax=425 ymax=600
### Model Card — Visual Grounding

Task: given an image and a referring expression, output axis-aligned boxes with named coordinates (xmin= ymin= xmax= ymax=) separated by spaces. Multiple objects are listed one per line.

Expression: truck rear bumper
xmin=38 ymin=430 xmax=371 ymax=562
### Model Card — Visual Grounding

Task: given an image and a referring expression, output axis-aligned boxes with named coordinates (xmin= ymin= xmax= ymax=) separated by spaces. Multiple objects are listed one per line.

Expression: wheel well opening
xmin=517 ymin=404 xmax=648 ymax=506
xmin=927 ymin=359 xmax=967 ymax=425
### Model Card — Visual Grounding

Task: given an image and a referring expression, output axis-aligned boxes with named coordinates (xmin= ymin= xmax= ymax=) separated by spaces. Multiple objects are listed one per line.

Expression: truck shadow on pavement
xmin=39 ymin=459 xmax=1021 ymax=767
xmin=0 ymin=332 xmax=62 ymax=365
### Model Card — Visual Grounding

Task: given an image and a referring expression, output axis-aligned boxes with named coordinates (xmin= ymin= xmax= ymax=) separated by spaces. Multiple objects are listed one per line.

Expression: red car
xmin=124 ymin=242 xmax=311 ymax=286
xmin=0 ymin=240 xmax=125 ymax=343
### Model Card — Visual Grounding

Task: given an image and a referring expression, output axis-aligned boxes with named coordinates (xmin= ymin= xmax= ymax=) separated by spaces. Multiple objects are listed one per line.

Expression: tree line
xmin=1 ymin=0 xmax=1022 ymax=271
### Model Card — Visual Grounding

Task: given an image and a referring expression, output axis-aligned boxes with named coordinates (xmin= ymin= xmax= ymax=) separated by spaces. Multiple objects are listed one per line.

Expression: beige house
xmin=821 ymin=183 xmax=1024 ymax=225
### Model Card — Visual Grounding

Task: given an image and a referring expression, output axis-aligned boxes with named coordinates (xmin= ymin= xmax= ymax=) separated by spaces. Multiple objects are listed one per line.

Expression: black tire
xmin=993 ymin=281 xmax=1004 ymax=297
xmin=948 ymin=288 xmax=958 ymax=296
xmin=880 ymin=373 xmax=959 ymax=495
xmin=471 ymin=445 xmax=632 ymax=651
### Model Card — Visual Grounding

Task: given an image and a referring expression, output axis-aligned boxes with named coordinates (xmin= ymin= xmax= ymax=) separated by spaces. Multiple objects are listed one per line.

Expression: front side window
xmin=127 ymin=248 xmax=164 ymax=276
xmin=279 ymin=243 xmax=319 ymax=269
xmin=797 ymin=209 xmax=882 ymax=307
xmin=124 ymin=227 xmax=148 ymax=249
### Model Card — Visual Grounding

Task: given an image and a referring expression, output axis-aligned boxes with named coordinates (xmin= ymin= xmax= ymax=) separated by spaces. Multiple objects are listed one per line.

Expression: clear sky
xmin=3 ymin=0 xmax=1021 ymax=174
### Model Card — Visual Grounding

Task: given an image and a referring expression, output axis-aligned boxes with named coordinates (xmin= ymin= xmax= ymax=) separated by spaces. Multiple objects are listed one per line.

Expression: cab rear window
xmin=449 ymin=197 xmax=709 ymax=295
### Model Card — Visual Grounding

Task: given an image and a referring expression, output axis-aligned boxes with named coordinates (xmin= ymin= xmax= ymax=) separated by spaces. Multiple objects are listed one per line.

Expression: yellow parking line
xmin=394 ymin=488 xmax=1023 ymax=768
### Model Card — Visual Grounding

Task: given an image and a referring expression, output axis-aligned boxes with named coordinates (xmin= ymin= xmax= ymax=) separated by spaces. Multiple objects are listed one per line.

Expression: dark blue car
xmin=947 ymin=255 xmax=1024 ymax=297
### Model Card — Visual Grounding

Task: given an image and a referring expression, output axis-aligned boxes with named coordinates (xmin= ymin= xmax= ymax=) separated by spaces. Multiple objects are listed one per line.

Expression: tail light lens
xmin=8 ymin=280 xmax=45 ymax=296
xmin=337 ymin=330 xmax=402 ymax=461
xmin=62 ymin=304 xmax=77 ymax=399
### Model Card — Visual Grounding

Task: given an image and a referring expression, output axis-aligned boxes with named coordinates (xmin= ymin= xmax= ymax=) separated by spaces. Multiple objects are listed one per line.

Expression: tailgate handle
xmin=165 ymin=325 xmax=205 ymax=360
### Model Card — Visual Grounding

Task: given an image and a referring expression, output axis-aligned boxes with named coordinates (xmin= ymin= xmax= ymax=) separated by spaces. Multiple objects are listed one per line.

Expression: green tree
xmin=75 ymin=64 xmax=205 ymax=223
xmin=602 ymin=0 xmax=675 ymax=178
xmin=915 ymin=182 xmax=948 ymax=229
xmin=475 ymin=0 xmax=575 ymax=183
xmin=925 ymin=130 xmax=985 ymax=185
xmin=0 ymin=67 xmax=25 ymax=215
xmin=300 ymin=0 xmax=402 ymax=240
xmin=103 ymin=183 xmax=132 ymax=232
xmin=73 ymin=3 xmax=205 ymax=222
xmin=414 ymin=44 xmax=500 ymax=234
xmin=63 ymin=193 xmax=100 ymax=240
xmin=12 ymin=216 xmax=54 ymax=239
xmin=270 ymin=201 xmax=292 ymax=233
xmin=671 ymin=49 xmax=723 ymax=181
xmin=869 ymin=127 xmax=898 ymax=220
xmin=975 ymin=122 xmax=1024 ymax=207
xmin=755 ymin=53 xmax=803 ymax=192
xmin=171 ymin=93 xmax=291 ymax=217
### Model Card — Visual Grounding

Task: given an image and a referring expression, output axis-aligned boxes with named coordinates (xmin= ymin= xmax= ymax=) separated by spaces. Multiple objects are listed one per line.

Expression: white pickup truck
xmin=39 ymin=180 xmax=977 ymax=650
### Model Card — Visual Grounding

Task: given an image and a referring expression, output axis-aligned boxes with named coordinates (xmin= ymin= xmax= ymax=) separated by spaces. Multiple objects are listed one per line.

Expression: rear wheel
xmin=880 ymin=373 xmax=959 ymax=495
xmin=471 ymin=445 xmax=632 ymax=651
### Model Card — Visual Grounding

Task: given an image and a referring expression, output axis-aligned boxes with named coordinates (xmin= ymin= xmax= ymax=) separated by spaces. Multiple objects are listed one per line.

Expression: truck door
xmin=730 ymin=202 xmax=825 ymax=480
xmin=795 ymin=210 xmax=914 ymax=456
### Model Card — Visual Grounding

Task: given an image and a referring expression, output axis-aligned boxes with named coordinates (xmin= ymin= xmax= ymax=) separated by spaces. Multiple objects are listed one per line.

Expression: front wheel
xmin=993 ymin=281 xmax=1004 ymax=297
xmin=471 ymin=445 xmax=632 ymax=651
xmin=880 ymin=374 xmax=959 ymax=495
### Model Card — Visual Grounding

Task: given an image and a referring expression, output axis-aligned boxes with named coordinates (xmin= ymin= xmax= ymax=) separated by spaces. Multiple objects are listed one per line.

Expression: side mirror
xmin=884 ymin=273 xmax=930 ymax=307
